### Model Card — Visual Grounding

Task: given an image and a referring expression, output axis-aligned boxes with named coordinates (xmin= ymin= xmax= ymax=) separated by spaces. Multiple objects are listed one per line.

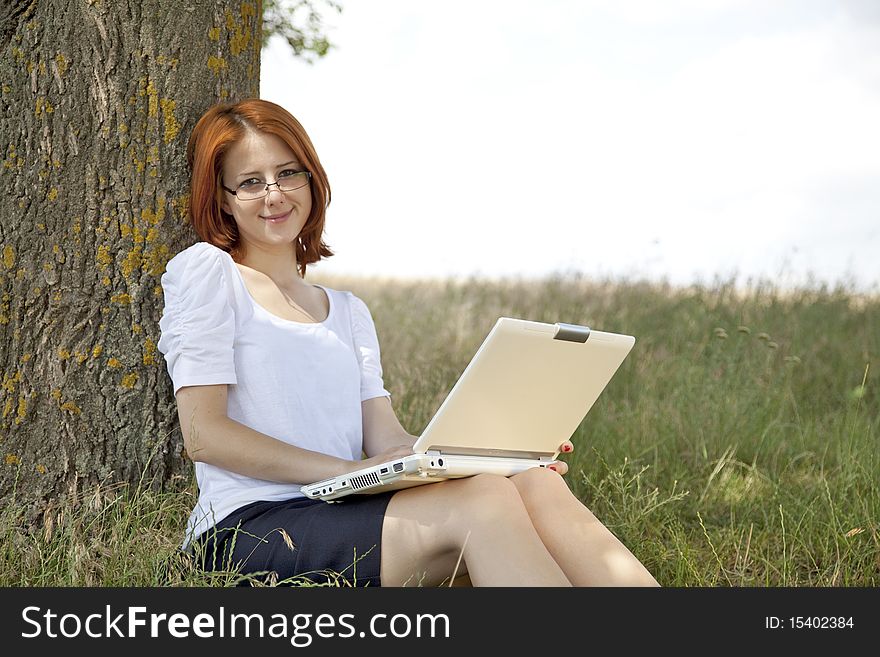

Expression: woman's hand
xmin=344 ymin=444 xmax=415 ymax=475
xmin=547 ymin=440 xmax=574 ymax=475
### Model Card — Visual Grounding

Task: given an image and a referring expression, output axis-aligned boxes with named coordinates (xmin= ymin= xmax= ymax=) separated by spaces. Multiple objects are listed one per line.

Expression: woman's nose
xmin=265 ymin=185 xmax=286 ymax=203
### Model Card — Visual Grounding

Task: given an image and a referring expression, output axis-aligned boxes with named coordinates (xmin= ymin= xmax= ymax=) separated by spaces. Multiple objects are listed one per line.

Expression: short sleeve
xmin=347 ymin=292 xmax=391 ymax=402
xmin=157 ymin=243 xmax=238 ymax=395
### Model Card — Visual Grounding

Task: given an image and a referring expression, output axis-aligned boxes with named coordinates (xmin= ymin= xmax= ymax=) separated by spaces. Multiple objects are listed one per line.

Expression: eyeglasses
xmin=222 ymin=170 xmax=312 ymax=201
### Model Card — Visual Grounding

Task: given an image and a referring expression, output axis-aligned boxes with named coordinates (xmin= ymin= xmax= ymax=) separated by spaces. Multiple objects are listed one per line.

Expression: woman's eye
xmin=239 ymin=178 xmax=262 ymax=188
xmin=278 ymin=170 xmax=299 ymax=179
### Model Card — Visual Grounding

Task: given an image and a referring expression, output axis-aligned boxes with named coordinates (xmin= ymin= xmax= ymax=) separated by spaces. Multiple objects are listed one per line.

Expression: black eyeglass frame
xmin=221 ymin=170 xmax=312 ymax=199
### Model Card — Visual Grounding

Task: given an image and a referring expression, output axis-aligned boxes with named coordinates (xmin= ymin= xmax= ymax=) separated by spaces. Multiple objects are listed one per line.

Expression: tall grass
xmin=2 ymin=274 xmax=877 ymax=586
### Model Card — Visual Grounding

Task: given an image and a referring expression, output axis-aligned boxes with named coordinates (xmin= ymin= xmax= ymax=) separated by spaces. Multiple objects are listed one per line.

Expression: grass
xmin=1 ymin=273 xmax=877 ymax=586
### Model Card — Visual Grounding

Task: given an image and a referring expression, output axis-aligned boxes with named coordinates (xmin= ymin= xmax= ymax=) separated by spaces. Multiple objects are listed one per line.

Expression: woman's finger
xmin=547 ymin=460 xmax=569 ymax=476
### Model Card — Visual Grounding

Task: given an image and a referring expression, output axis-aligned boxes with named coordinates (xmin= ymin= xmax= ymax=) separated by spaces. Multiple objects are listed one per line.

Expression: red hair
xmin=186 ymin=98 xmax=333 ymax=276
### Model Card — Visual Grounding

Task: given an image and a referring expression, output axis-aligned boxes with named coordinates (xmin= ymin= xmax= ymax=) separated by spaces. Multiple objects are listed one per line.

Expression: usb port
xmin=380 ymin=467 xmax=388 ymax=474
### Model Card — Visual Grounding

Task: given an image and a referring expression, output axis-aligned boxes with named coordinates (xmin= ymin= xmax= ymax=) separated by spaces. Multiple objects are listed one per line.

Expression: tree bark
xmin=0 ymin=0 xmax=262 ymax=519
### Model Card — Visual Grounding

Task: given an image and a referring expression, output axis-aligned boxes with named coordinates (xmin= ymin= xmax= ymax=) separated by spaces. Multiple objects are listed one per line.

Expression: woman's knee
xmin=512 ymin=466 xmax=582 ymax=507
xmin=387 ymin=474 xmax=518 ymax=526
xmin=388 ymin=473 xmax=536 ymax=533
xmin=435 ymin=473 xmax=526 ymax=523
xmin=458 ymin=472 xmax=521 ymax=502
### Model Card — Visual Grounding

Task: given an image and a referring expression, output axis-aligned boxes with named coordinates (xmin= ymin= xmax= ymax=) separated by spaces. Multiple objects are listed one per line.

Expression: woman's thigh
xmin=380 ymin=473 xmax=526 ymax=586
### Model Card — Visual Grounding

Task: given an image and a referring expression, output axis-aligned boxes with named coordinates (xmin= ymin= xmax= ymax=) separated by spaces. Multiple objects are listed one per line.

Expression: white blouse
xmin=156 ymin=242 xmax=391 ymax=545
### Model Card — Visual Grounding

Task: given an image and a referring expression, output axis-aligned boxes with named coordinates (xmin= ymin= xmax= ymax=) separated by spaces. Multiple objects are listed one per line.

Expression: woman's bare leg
xmin=509 ymin=467 xmax=659 ymax=586
xmin=380 ymin=473 xmax=571 ymax=587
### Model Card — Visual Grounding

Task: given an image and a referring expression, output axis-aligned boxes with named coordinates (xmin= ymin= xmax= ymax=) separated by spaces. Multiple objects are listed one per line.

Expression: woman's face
xmin=220 ymin=129 xmax=313 ymax=257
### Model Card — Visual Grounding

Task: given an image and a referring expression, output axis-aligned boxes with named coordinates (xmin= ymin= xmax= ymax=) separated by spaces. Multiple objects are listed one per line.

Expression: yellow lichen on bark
xmin=143 ymin=244 xmax=171 ymax=277
xmin=54 ymin=53 xmax=69 ymax=76
xmin=35 ymin=98 xmax=54 ymax=116
xmin=15 ymin=396 xmax=28 ymax=424
xmin=142 ymin=199 xmax=166 ymax=225
xmin=159 ymin=98 xmax=180 ymax=143
xmin=96 ymin=245 xmax=112 ymax=271
xmin=60 ymin=401 xmax=81 ymax=414
xmin=156 ymin=55 xmax=179 ymax=69
xmin=142 ymin=339 xmax=157 ymax=365
xmin=176 ymin=195 xmax=189 ymax=220
xmin=207 ymin=55 xmax=227 ymax=75
xmin=122 ymin=248 xmax=142 ymax=278
xmin=2 ymin=371 xmax=21 ymax=395
xmin=145 ymin=79 xmax=159 ymax=118
xmin=230 ymin=3 xmax=257 ymax=56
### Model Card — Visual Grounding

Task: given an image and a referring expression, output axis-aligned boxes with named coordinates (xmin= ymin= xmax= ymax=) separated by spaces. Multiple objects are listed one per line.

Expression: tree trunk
xmin=0 ymin=0 xmax=262 ymax=520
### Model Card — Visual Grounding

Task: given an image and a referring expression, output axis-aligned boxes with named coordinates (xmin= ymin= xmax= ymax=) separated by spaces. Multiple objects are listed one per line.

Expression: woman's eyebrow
xmin=236 ymin=160 xmax=300 ymax=177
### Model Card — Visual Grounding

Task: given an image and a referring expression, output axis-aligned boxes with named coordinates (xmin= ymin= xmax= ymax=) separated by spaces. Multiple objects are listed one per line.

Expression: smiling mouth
xmin=260 ymin=210 xmax=291 ymax=223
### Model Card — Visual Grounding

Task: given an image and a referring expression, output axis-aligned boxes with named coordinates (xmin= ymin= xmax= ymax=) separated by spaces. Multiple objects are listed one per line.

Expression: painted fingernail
xmin=562 ymin=444 xmax=572 ymax=453
xmin=548 ymin=465 xmax=557 ymax=472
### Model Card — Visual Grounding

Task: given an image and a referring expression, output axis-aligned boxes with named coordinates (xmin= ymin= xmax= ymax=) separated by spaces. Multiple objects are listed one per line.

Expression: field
xmin=2 ymin=274 xmax=877 ymax=586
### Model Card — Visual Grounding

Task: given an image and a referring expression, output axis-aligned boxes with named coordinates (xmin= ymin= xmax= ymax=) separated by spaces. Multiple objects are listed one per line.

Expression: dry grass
xmin=2 ymin=273 xmax=877 ymax=586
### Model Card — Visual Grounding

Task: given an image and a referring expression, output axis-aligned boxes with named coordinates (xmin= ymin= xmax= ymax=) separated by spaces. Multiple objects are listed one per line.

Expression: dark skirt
xmin=194 ymin=492 xmax=395 ymax=587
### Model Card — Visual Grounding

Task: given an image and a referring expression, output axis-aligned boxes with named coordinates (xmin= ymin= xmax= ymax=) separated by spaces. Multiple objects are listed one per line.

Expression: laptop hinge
xmin=425 ymin=446 xmax=556 ymax=460
xmin=554 ymin=323 xmax=590 ymax=343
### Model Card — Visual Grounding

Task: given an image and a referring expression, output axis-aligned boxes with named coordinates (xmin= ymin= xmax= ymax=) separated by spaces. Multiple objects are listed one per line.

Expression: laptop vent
xmin=350 ymin=471 xmax=381 ymax=490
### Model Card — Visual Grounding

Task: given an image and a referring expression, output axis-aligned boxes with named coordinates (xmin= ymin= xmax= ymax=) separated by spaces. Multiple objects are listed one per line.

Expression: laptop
xmin=300 ymin=317 xmax=635 ymax=502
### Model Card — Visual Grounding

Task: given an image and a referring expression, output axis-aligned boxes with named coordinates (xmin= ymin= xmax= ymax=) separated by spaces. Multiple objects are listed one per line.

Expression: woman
xmin=157 ymin=98 xmax=659 ymax=587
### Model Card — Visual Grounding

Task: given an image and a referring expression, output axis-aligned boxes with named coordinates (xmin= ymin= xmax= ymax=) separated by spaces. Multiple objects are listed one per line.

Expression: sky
xmin=260 ymin=0 xmax=880 ymax=291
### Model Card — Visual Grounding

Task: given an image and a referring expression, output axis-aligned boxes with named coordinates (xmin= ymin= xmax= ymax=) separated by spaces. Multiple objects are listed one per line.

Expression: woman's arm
xmin=361 ymin=396 xmax=417 ymax=459
xmin=177 ymin=384 xmax=359 ymax=483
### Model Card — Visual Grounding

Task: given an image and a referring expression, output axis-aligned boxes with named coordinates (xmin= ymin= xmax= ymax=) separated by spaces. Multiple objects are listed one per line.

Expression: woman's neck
xmin=235 ymin=242 xmax=303 ymax=288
